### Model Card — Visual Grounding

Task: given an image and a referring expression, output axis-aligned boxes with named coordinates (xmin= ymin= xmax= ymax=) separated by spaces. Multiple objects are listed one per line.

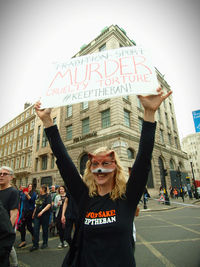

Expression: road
xmin=15 ymin=202 xmax=200 ymax=267
xmin=135 ymin=203 xmax=200 ymax=267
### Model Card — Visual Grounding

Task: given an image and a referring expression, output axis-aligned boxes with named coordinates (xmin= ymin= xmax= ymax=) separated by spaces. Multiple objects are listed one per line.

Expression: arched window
xmin=127 ymin=148 xmax=134 ymax=159
xmin=169 ymin=159 xmax=175 ymax=170
xmin=80 ymin=153 xmax=88 ymax=176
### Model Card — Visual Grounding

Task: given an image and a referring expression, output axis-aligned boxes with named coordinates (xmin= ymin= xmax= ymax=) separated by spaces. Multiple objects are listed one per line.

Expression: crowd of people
xmin=159 ymin=184 xmax=194 ymax=201
xmin=0 ymin=168 xmax=78 ymax=267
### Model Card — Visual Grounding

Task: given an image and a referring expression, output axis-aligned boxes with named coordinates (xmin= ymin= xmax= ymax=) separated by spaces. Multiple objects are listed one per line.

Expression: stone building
xmin=29 ymin=107 xmax=63 ymax=188
xmin=182 ymin=133 xmax=200 ymax=183
xmin=0 ymin=25 xmax=188 ymax=195
xmin=0 ymin=103 xmax=35 ymax=187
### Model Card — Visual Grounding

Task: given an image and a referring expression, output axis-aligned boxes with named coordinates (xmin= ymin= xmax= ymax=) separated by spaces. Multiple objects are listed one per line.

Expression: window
xmin=124 ymin=110 xmax=130 ymax=127
xmin=35 ymin=158 xmax=38 ymax=171
xmin=8 ymin=144 xmax=12 ymax=154
xmin=26 ymin=154 xmax=31 ymax=167
xmin=82 ymin=102 xmax=88 ymax=110
xmin=51 ymin=155 xmax=55 ymax=169
xmin=21 ymin=156 xmax=25 ymax=168
xmin=99 ymin=43 xmax=106 ymax=51
xmin=172 ymin=117 xmax=175 ymax=129
xmin=14 ymin=130 xmax=18 ymax=139
xmin=42 ymin=129 xmax=48 ymax=147
xmin=169 ymin=159 xmax=175 ymax=170
xmin=12 ymin=142 xmax=16 ymax=153
xmin=41 ymin=155 xmax=48 ymax=170
xmin=23 ymin=137 xmax=27 ymax=148
xmin=175 ymin=137 xmax=179 ymax=148
xmin=165 ymin=113 xmax=169 ymax=126
xmin=19 ymin=127 xmax=23 ymax=136
xmin=168 ymin=133 xmax=172 ymax=145
xmin=30 ymin=120 xmax=35 ymax=130
xmin=6 ymin=135 xmax=9 ymax=143
xmin=159 ymin=129 xmax=164 ymax=143
xmin=127 ymin=148 xmax=134 ymax=159
xmin=11 ymin=159 xmax=14 ymax=169
xmin=18 ymin=139 xmax=22 ymax=150
xmin=137 ymin=96 xmax=142 ymax=109
xmin=36 ymin=125 xmax=41 ymax=150
xmin=66 ymin=125 xmax=72 ymax=140
xmin=101 ymin=109 xmax=110 ymax=128
xmin=29 ymin=135 xmax=33 ymax=146
xmin=138 ymin=117 xmax=143 ymax=132
xmin=82 ymin=118 xmax=90 ymax=135
xmin=66 ymin=105 xmax=72 ymax=117
xmin=53 ymin=117 xmax=57 ymax=125
xmin=16 ymin=158 xmax=20 ymax=169
xmin=24 ymin=123 xmax=29 ymax=133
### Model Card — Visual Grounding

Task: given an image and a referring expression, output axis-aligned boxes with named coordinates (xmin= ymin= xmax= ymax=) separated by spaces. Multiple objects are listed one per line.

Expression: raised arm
xmin=126 ymin=88 xmax=172 ymax=204
xmin=34 ymin=102 xmax=89 ymax=207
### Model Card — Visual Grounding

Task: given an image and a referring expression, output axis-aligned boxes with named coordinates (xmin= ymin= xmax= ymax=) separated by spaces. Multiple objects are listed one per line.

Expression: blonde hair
xmin=83 ymin=147 xmax=127 ymax=200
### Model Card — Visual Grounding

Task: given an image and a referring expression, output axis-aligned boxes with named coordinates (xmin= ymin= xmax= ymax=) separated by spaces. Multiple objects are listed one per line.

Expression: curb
xmin=140 ymin=206 xmax=177 ymax=212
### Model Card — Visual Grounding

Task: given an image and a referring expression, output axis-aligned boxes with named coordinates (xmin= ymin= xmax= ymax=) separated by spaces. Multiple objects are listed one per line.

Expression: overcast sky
xmin=0 ymin=0 xmax=200 ymax=139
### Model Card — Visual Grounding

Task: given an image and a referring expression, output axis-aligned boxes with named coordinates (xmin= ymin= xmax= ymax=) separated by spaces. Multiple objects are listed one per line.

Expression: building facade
xmin=0 ymin=103 xmax=35 ymax=186
xmin=182 ymin=133 xmax=200 ymax=182
xmin=0 ymin=25 xmax=188 ymax=195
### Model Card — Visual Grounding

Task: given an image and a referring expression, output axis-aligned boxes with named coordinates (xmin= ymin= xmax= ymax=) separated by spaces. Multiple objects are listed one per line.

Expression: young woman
xmin=30 ymin=184 xmax=51 ymax=251
xmin=35 ymin=88 xmax=172 ymax=266
xmin=54 ymin=185 xmax=68 ymax=248
xmin=18 ymin=184 xmax=36 ymax=248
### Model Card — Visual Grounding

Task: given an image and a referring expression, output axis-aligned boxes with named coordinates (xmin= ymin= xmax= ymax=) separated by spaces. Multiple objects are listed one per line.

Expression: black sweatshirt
xmin=45 ymin=120 xmax=156 ymax=267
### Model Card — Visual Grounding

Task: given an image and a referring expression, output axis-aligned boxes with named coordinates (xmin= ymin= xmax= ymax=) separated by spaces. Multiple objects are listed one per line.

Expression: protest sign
xmin=40 ymin=46 xmax=159 ymax=108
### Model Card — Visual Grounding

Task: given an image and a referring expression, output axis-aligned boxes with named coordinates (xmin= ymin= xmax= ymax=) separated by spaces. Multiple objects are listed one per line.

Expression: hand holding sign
xmin=35 ymin=101 xmax=53 ymax=128
xmin=138 ymin=87 xmax=172 ymax=122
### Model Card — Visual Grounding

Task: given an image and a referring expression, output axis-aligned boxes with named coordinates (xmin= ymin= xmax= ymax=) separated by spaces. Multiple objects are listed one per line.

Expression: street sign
xmin=192 ymin=110 xmax=200 ymax=133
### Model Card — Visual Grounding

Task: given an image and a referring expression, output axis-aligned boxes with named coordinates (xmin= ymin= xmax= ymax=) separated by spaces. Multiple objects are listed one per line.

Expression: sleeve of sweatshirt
xmin=126 ymin=120 xmax=156 ymax=206
xmin=45 ymin=125 xmax=89 ymax=206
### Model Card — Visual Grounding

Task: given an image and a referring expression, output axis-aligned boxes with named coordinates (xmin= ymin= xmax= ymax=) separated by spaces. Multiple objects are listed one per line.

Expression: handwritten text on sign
xmin=41 ymin=46 xmax=158 ymax=108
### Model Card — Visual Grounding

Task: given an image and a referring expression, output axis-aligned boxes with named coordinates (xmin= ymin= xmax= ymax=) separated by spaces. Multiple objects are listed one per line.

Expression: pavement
xmin=138 ymin=196 xmax=200 ymax=212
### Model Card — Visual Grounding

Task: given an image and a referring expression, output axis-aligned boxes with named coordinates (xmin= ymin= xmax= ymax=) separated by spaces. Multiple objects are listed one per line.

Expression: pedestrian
xmin=0 ymin=166 xmax=19 ymax=267
xmin=49 ymin=185 xmax=57 ymax=236
xmin=173 ymin=187 xmax=178 ymax=199
xmin=61 ymin=188 xmax=78 ymax=247
xmin=0 ymin=200 xmax=16 ymax=267
xmin=17 ymin=184 xmax=36 ymax=248
xmin=54 ymin=185 xmax=68 ymax=248
xmin=30 ymin=184 xmax=52 ymax=252
xmin=35 ymin=87 xmax=172 ymax=266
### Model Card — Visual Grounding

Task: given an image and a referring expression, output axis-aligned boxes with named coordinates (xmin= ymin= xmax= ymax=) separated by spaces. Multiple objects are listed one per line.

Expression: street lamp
xmin=163 ymin=169 xmax=170 ymax=205
xmin=190 ymin=161 xmax=199 ymax=199
xmin=177 ymin=166 xmax=184 ymax=202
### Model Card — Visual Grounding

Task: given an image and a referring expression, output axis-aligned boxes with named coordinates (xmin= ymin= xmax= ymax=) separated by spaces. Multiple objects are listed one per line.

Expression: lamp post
xmin=190 ymin=161 xmax=199 ymax=199
xmin=163 ymin=169 xmax=170 ymax=205
xmin=177 ymin=166 xmax=184 ymax=202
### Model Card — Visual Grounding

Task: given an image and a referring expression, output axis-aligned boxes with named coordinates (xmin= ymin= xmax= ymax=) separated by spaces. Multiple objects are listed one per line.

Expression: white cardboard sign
xmin=40 ymin=46 xmax=158 ymax=108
